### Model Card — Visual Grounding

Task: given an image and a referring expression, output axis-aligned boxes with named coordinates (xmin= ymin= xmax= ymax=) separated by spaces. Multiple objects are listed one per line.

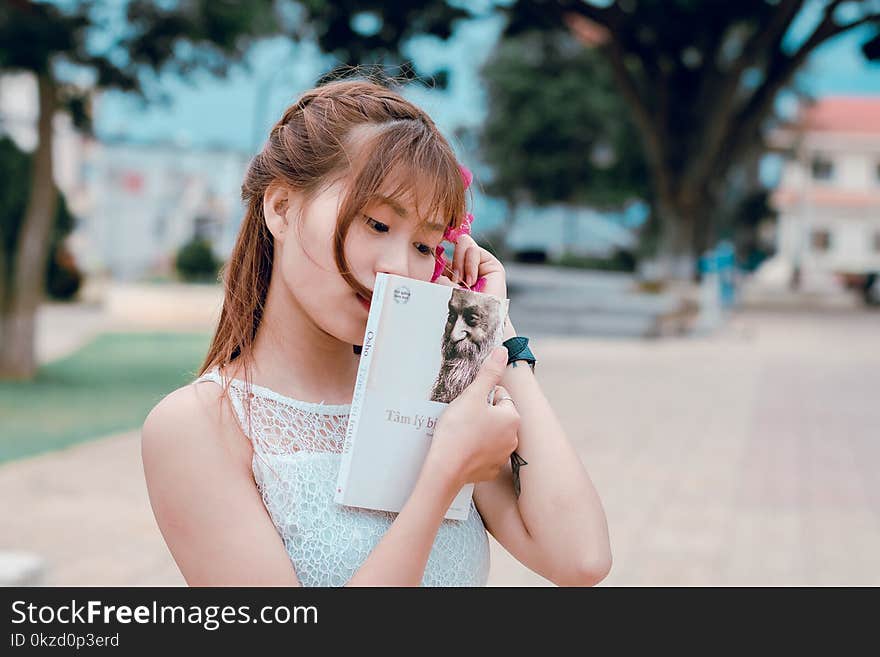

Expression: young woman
xmin=141 ymin=79 xmax=611 ymax=587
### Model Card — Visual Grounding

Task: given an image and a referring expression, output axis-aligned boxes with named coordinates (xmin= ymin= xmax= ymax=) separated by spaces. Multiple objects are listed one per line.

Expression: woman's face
xmin=270 ymin=179 xmax=445 ymax=346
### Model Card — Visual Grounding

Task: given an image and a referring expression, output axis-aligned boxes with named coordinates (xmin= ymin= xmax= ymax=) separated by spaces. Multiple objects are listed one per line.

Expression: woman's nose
xmin=376 ymin=246 xmax=410 ymax=279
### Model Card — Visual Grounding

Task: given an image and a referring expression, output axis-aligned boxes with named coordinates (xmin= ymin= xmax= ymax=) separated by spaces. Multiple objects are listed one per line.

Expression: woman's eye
xmin=366 ymin=217 xmax=389 ymax=233
xmin=366 ymin=216 xmax=434 ymax=257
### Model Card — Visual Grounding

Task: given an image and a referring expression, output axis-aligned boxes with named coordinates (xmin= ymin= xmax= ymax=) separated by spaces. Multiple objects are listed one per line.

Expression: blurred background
xmin=1 ymin=0 xmax=878 ymax=586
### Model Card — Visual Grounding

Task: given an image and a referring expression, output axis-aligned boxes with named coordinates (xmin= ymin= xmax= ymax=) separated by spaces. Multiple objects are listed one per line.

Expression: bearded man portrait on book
xmin=429 ymin=288 xmax=504 ymax=404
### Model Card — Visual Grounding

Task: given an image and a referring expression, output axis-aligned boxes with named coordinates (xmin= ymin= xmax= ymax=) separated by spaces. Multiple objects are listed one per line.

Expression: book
xmin=334 ymin=273 xmax=510 ymax=520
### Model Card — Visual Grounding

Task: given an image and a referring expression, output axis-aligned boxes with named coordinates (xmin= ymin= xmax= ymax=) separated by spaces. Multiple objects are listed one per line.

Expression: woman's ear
xmin=263 ymin=184 xmax=294 ymax=241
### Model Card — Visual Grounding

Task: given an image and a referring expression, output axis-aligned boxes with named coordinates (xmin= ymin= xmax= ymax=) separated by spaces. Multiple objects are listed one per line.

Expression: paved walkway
xmin=6 ymin=282 xmax=880 ymax=585
xmin=36 ymin=279 xmax=224 ymax=364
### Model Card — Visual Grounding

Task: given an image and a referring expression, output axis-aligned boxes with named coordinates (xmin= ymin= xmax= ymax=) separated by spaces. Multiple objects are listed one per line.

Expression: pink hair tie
xmin=431 ymin=244 xmax=446 ymax=283
xmin=442 ymin=212 xmax=473 ymax=243
xmin=430 ymin=164 xmax=481 ymax=287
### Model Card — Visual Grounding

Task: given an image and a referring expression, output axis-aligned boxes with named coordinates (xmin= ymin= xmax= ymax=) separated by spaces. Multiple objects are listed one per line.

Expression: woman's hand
xmin=424 ymin=347 xmax=520 ymax=489
xmin=434 ymin=234 xmax=516 ymax=340
xmin=437 ymin=234 xmax=507 ymax=300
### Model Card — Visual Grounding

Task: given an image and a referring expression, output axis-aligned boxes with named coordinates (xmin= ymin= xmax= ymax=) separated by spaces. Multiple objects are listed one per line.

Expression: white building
xmin=1 ymin=72 xmax=252 ymax=280
xmin=69 ymin=138 xmax=250 ymax=280
xmin=769 ymin=97 xmax=880 ymax=291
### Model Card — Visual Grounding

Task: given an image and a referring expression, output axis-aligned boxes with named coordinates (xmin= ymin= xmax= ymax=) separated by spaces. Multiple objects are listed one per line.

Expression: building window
xmin=811 ymin=229 xmax=832 ymax=252
xmin=811 ymin=156 xmax=834 ymax=181
xmin=194 ymin=215 xmax=215 ymax=241
xmin=154 ymin=215 xmax=167 ymax=240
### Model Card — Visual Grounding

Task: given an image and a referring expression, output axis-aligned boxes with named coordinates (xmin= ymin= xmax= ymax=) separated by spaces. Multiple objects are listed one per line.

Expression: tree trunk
xmin=691 ymin=198 xmax=714 ymax=262
xmin=0 ymin=310 xmax=38 ymax=380
xmin=654 ymin=203 xmax=696 ymax=281
xmin=493 ymin=198 xmax=519 ymax=262
xmin=0 ymin=73 xmax=58 ymax=380
xmin=654 ymin=195 xmax=715 ymax=282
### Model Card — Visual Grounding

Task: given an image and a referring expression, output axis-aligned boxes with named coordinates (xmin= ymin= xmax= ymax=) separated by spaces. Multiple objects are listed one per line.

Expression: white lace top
xmin=194 ymin=368 xmax=490 ymax=587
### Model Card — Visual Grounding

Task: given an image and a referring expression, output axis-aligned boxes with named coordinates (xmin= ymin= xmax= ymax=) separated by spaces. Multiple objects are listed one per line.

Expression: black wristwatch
xmin=501 ymin=335 xmax=534 ymax=497
xmin=502 ymin=336 xmax=536 ymax=372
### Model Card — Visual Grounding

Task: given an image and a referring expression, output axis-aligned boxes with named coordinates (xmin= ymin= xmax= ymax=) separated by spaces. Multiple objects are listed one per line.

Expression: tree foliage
xmin=0 ymin=137 xmax=80 ymax=300
xmin=480 ymin=30 xmax=649 ymax=210
xmin=0 ymin=0 xmax=473 ymax=378
xmin=175 ymin=236 xmax=220 ymax=282
xmin=115 ymin=0 xmax=473 ymax=88
xmin=500 ymin=0 xmax=880 ymax=269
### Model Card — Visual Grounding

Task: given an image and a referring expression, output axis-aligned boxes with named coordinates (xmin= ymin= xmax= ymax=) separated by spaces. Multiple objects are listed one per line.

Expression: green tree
xmin=500 ymin=0 xmax=880 ymax=276
xmin=0 ymin=0 xmax=278 ymax=380
xmin=479 ymin=29 xmax=649 ymax=254
xmin=175 ymin=236 xmax=220 ymax=282
xmin=0 ymin=137 xmax=80 ymax=302
xmin=0 ymin=0 xmax=475 ymax=380
xmin=481 ymin=30 xmax=651 ymax=207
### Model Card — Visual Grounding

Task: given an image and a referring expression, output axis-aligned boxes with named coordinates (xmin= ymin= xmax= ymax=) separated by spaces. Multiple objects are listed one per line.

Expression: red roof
xmin=773 ymin=187 xmax=880 ymax=209
xmin=800 ymin=97 xmax=880 ymax=135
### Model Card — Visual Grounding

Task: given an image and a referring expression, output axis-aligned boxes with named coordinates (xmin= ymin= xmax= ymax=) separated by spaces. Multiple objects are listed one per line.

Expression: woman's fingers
xmin=464 ymin=245 xmax=482 ymax=287
xmin=449 ymin=234 xmax=506 ymax=292
xmin=451 ymin=234 xmax=484 ymax=287
xmin=453 ymin=234 xmax=478 ymax=280
xmin=451 ymin=240 xmax=468 ymax=284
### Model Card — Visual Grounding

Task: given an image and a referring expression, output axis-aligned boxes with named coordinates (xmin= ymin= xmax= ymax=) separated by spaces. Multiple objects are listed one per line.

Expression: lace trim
xmin=196 ymin=369 xmax=352 ymax=415
xmin=191 ymin=368 xmax=491 ymax=586
xmin=193 ymin=368 xmax=351 ymax=458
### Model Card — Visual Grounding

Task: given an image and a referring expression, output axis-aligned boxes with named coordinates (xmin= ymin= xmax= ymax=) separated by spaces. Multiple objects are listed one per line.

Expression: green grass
xmin=0 ymin=332 xmax=211 ymax=464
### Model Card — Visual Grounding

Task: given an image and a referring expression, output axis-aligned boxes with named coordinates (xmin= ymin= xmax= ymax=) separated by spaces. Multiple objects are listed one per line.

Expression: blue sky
xmin=95 ymin=9 xmax=880 ymax=156
xmin=799 ymin=25 xmax=880 ymax=95
xmin=92 ymin=7 xmax=879 ymax=232
xmin=95 ymin=14 xmax=508 ymax=155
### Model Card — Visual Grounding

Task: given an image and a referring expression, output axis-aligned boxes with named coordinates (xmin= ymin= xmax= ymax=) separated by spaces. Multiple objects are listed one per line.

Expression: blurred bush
xmin=47 ymin=243 xmax=83 ymax=300
xmin=513 ymin=250 xmax=549 ymax=264
xmin=552 ymin=249 xmax=637 ymax=273
xmin=175 ymin=237 xmax=220 ymax=282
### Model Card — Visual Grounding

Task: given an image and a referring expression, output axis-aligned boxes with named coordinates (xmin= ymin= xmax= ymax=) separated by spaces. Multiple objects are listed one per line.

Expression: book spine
xmin=334 ymin=272 xmax=389 ymax=504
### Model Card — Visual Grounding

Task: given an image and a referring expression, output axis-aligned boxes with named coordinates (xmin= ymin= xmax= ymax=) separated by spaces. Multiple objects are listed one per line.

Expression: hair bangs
xmin=347 ymin=120 xmax=467 ymax=237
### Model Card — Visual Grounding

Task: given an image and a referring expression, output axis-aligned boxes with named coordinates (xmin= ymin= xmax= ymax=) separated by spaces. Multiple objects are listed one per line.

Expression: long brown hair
xmin=198 ymin=78 xmax=467 ymax=392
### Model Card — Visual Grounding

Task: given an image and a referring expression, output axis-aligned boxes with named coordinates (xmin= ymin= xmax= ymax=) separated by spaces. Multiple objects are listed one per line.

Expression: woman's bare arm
xmin=142 ymin=382 xmax=463 ymax=587
xmin=474 ymin=318 xmax=612 ymax=586
xmin=345 ymin=464 xmax=461 ymax=586
xmin=142 ymin=384 xmax=301 ymax=586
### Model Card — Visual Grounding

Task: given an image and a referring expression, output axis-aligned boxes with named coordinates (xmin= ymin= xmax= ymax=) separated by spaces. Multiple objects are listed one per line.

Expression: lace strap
xmin=193 ymin=368 xmax=260 ymax=450
xmin=193 ymin=369 xmax=281 ymax=480
xmin=193 ymin=368 xmax=349 ymax=458
xmin=193 ymin=369 xmax=254 ymax=443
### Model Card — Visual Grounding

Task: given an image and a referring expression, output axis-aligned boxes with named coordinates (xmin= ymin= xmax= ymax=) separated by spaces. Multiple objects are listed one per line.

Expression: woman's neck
xmin=242 ymin=278 xmax=360 ymax=405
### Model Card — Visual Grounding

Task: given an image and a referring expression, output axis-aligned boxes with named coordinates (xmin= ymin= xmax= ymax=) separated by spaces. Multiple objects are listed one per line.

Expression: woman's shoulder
xmin=144 ymin=377 xmax=216 ymax=436
xmin=141 ymin=375 xmax=244 ymax=469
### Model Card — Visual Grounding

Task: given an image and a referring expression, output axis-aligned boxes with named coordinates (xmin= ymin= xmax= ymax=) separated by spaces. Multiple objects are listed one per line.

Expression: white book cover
xmin=334 ymin=273 xmax=510 ymax=521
